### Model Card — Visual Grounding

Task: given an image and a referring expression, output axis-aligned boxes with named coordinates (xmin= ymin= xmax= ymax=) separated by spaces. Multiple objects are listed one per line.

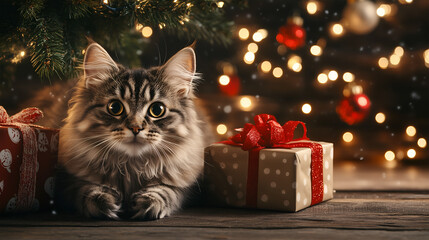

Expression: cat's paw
xmin=130 ymin=190 xmax=171 ymax=220
xmin=82 ymin=185 xmax=122 ymax=220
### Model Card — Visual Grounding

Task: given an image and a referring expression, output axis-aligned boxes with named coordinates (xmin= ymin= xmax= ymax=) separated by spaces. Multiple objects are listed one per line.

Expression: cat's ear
xmin=83 ymin=43 xmax=118 ymax=88
xmin=162 ymin=47 xmax=197 ymax=97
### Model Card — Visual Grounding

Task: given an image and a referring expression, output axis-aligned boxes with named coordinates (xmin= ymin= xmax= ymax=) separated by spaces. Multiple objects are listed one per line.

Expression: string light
xmin=141 ymin=26 xmax=153 ymax=38
xmin=240 ymin=97 xmax=252 ymax=109
xmin=287 ymin=55 xmax=302 ymax=72
xmin=317 ymin=73 xmax=328 ymax=84
xmin=384 ymin=151 xmax=395 ymax=161
xmin=218 ymin=75 xmax=230 ymax=86
xmin=378 ymin=57 xmax=389 ymax=69
xmin=243 ymin=52 xmax=255 ymax=64
xmin=216 ymin=1 xmax=224 ymax=8
xmin=301 ymin=103 xmax=312 ymax=114
xmin=252 ymin=32 xmax=263 ymax=42
xmin=406 ymin=126 xmax=416 ymax=137
xmin=256 ymin=29 xmax=268 ymax=39
xmin=306 ymin=1 xmax=318 ymax=15
xmin=20 ymin=51 xmax=25 ymax=57
xmin=216 ymin=124 xmax=227 ymax=135
xmin=310 ymin=45 xmax=322 ymax=56
xmin=331 ymin=23 xmax=344 ymax=36
xmin=272 ymin=67 xmax=283 ymax=78
xmin=407 ymin=149 xmax=416 ymax=158
xmin=342 ymin=72 xmax=354 ymax=82
xmin=158 ymin=23 xmax=166 ymax=29
xmin=135 ymin=23 xmax=143 ymax=31
xmin=260 ymin=61 xmax=272 ymax=73
xmin=417 ymin=138 xmax=427 ymax=148
xmin=103 ymin=0 xmax=109 ymax=4
xmin=247 ymin=43 xmax=258 ymax=53
xmin=342 ymin=132 xmax=353 ymax=143
xmin=423 ymin=49 xmax=429 ymax=67
xmin=328 ymin=70 xmax=338 ymax=81
xmin=238 ymin=28 xmax=249 ymax=40
xmin=357 ymin=95 xmax=369 ymax=108
xmin=389 ymin=54 xmax=400 ymax=66
xmin=375 ymin=112 xmax=386 ymax=124
xmin=394 ymin=46 xmax=404 ymax=57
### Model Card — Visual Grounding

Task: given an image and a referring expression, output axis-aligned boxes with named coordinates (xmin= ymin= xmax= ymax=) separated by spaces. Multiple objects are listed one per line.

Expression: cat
xmin=54 ymin=43 xmax=212 ymax=220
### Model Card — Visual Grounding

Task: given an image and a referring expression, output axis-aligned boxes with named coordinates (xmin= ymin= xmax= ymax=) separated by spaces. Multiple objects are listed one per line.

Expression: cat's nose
xmin=129 ymin=126 xmax=143 ymax=135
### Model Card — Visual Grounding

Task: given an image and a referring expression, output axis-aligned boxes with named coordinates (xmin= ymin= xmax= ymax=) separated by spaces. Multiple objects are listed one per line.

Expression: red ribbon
xmin=0 ymin=106 xmax=44 ymax=211
xmin=222 ymin=114 xmax=324 ymax=207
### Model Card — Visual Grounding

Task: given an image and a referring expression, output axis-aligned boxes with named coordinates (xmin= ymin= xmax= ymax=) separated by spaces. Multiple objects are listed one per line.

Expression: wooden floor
xmin=1 ymin=191 xmax=429 ymax=239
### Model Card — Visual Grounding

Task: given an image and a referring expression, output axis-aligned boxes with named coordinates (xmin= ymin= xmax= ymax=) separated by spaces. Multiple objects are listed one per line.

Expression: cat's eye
xmin=107 ymin=100 xmax=124 ymax=116
xmin=148 ymin=102 xmax=166 ymax=118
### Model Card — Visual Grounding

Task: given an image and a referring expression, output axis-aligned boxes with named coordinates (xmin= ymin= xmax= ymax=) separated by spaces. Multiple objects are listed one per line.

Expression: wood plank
xmin=0 ymin=191 xmax=428 ymax=232
xmin=1 ymin=227 xmax=429 ymax=240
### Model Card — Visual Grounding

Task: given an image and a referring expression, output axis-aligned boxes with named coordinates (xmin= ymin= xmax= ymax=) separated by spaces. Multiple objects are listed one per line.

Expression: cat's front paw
xmin=130 ymin=190 xmax=171 ymax=220
xmin=81 ymin=185 xmax=122 ymax=220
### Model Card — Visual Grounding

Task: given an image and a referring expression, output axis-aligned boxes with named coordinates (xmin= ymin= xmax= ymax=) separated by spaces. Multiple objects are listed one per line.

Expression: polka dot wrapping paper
xmin=0 ymin=107 xmax=59 ymax=214
xmin=204 ymin=141 xmax=334 ymax=212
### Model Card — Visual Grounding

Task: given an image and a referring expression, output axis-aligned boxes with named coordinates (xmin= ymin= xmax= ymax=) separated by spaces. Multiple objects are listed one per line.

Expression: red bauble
xmin=276 ymin=23 xmax=306 ymax=50
xmin=219 ymin=75 xmax=240 ymax=96
xmin=336 ymin=93 xmax=371 ymax=125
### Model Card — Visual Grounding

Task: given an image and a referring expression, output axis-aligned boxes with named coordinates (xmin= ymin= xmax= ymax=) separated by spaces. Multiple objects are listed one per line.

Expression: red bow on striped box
xmin=204 ymin=114 xmax=334 ymax=212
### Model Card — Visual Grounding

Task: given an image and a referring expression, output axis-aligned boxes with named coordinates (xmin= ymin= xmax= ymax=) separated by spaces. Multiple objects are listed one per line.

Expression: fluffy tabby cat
xmin=56 ymin=43 xmax=211 ymax=220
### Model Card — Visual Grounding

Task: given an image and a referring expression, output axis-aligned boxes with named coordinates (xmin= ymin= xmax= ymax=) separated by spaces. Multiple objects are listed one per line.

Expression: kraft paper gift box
xmin=204 ymin=114 xmax=333 ymax=212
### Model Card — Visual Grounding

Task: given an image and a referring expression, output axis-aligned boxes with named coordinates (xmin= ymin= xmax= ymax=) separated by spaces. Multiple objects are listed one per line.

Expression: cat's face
xmin=72 ymin=43 xmax=197 ymax=158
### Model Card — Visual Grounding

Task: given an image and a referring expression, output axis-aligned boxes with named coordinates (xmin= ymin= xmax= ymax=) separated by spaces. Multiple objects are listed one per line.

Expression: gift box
xmin=204 ymin=114 xmax=333 ymax=212
xmin=0 ymin=106 xmax=59 ymax=213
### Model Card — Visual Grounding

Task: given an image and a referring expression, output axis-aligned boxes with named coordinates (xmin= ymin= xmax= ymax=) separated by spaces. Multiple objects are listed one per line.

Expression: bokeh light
xmin=342 ymin=132 xmax=353 ymax=143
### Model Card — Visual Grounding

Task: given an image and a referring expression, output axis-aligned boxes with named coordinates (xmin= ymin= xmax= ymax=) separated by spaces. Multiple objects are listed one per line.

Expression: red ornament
xmin=336 ymin=93 xmax=371 ymax=125
xmin=218 ymin=75 xmax=240 ymax=96
xmin=276 ymin=23 xmax=306 ymax=50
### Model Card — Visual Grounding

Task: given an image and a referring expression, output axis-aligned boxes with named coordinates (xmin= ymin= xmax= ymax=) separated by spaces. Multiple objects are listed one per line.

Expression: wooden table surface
xmin=1 ymin=191 xmax=428 ymax=239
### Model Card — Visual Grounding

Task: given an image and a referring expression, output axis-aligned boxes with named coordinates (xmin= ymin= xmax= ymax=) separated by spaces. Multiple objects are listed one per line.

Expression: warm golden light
xmin=291 ymin=63 xmax=302 ymax=72
xmin=378 ymin=57 xmax=389 ymax=69
xmin=417 ymin=138 xmax=427 ymax=148
xmin=218 ymin=75 xmax=230 ymax=86
xmin=240 ymin=97 xmax=252 ymax=109
xmin=375 ymin=112 xmax=386 ymax=124
xmin=135 ymin=23 xmax=143 ymax=31
xmin=261 ymin=61 xmax=272 ymax=73
xmin=306 ymin=1 xmax=318 ymax=15
xmin=103 ymin=0 xmax=109 ymax=4
xmin=216 ymin=1 xmax=224 ymax=8
xmin=310 ymin=45 xmax=322 ymax=56
xmin=342 ymin=132 xmax=353 ymax=143
xmin=252 ymin=32 xmax=263 ymax=42
xmin=216 ymin=124 xmax=227 ymax=135
xmin=20 ymin=51 xmax=25 ymax=57
xmin=243 ymin=52 xmax=255 ymax=64
xmin=390 ymin=54 xmax=400 ymax=65
xmin=272 ymin=67 xmax=283 ymax=78
xmin=331 ymin=23 xmax=344 ymax=36
xmin=406 ymin=126 xmax=416 ymax=137
xmin=342 ymin=72 xmax=354 ymax=82
xmin=247 ymin=43 xmax=258 ymax=53
xmin=317 ymin=73 xmax=328 ymax=84
xmin=357 ymin=96 xmax=368 ymax=107
xmin=384 ymin=151 xmax=395 ymax=161
xmin=238 ymin=28 xmax=250 ymax=40
xmin=407 ymin=149 xmax=416 ymax=158
xmin=424 ymin=49 xmax=429 ymax=67
xmin=301 ymin=103 xmax=312 ymax=114
xmin=256 ymin=29 xmax=268 ymax=39
xmin=287 ymin=55 xmax=302 ymax=71
xmin=142 ymin=26 xmax=153 ymax=38
xmin=328 ymin=70 xmax=338 ymax=81
xmin=394 ymin=46 xmax=404 ymax=57
xmin=376 ymin=6 xmax=386 ymax=17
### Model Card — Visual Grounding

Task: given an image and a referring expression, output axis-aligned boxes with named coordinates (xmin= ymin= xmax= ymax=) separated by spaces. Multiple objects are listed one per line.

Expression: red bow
xmin=230 ymin=114 xmax=309 ymax=150
xmin=0 ymin=106 xmax=44 ymax=124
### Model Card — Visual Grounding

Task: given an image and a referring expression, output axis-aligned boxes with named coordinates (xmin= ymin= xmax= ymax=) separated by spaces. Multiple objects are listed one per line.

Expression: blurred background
xmin=1 ymin=0 xmax=428 ymax=190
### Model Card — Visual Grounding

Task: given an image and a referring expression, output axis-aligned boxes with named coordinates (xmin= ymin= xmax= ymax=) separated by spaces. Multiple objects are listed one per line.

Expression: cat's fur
xmin=56 ymin=43 xmax=211 ymax=220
